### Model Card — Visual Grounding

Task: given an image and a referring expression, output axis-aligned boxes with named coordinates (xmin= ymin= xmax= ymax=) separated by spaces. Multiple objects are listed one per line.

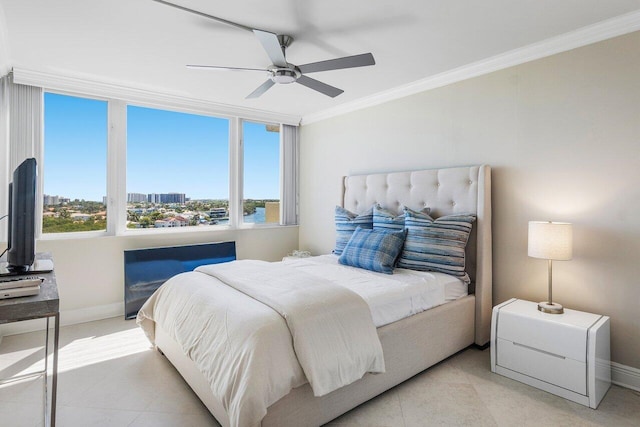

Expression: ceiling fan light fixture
xmin=270 ymin=68 xmax=300 ymax=84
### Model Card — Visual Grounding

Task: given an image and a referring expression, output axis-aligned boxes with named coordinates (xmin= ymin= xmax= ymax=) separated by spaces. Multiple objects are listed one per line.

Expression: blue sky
xmin=44 ymin=93 xmax=280 ymax=201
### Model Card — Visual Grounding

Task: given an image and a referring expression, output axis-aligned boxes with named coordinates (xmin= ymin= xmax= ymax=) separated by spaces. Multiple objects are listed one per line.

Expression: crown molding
xmin=11 ymin=68 xmax=301 ymax=126
xmin=302 ymin=9 xmax=640 ymax=125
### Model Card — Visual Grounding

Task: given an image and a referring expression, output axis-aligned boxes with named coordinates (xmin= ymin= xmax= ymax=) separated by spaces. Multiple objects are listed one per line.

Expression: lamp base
xmin=538 ymin=301 xmax=564 ymax=314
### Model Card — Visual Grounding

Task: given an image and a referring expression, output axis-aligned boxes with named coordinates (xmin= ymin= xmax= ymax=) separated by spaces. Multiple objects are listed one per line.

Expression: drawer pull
xmin=513 ymin=341 xmax=566 ymax=359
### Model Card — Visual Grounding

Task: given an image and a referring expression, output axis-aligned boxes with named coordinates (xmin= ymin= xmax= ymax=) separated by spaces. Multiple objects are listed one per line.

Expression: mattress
xmin=281 ymin=255 xmax=467 ymax=327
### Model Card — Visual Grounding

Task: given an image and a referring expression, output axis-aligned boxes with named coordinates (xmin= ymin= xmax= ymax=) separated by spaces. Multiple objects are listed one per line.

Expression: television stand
xmin=0 ymin=252 xmax=59 ymax=426
xmin=0 ymin=258 xmax=54 ymax=276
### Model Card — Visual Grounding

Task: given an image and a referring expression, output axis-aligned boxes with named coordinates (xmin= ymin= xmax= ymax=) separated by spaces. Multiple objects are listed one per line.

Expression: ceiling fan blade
xmin=187 ymin=65 xmax=269 ymax=73
xmin=246 ymin=79 xmax=276 ymax=99
xmin=296 ymin=75 xmax=344 ymax=98
xmin=253 ymin=29 xmax=288 ymax=67
xmin=151 ymin=0 xmax=253 ymax=32
xmin=298 ymin=53 xmax=375 ymax=74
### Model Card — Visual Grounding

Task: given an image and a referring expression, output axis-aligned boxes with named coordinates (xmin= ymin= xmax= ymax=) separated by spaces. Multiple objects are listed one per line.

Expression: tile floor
xmin=0 ymin=317 xmax=639 ymax=426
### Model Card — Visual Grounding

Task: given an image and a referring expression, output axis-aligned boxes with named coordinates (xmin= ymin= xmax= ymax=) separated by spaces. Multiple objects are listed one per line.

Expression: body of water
xmin=216 ymin=207 xmax=266 ymax=225
xmin=244 ymin=207 xmax=266 ymax=223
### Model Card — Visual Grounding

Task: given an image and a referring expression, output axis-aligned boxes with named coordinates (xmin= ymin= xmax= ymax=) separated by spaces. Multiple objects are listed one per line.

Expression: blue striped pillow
xmin=397 ymin=208 xmax=476 ymax=283
xmin=333 ymin=206 xmax=373 ymax=255
xmin=373 ymin=205 xmax=405 ymax=232
xmin=373 ymin=205 xmax=431 ymax=232
xmin=339 ymin=227 xmax=407 ymax=274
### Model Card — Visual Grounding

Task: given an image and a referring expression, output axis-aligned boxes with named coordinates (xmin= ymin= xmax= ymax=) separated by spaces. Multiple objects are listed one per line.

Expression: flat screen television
xmin=6 ymin=158 xmax=37 ymax=272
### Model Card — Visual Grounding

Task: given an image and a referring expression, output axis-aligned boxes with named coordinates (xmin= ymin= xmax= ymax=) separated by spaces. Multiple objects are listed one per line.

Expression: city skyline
xmin=43 ymin=191 xmax=278 ymax=205
xmin=44 ymin=93 xmax=280 ymax=202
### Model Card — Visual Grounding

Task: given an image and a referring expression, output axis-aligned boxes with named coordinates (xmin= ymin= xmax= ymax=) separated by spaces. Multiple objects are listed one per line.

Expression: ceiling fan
xmin=152 ymin=0 xmax=376 ymax=98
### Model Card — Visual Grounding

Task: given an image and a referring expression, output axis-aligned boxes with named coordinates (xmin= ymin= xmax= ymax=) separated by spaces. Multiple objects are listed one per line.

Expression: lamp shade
xmin=528 ymin=221 xmax=573 ymax=260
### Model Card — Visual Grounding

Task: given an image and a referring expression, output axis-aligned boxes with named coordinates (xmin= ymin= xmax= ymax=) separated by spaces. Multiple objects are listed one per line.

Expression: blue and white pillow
xmin=373 ymin=204 xmax=430 ymax=232
xmin=397 ymin=207 xmax=476 ymax=283
xmin=333 ymin=206 xmax=373 ymax=255
xmin=339 ymin=227 xmax=407 ymax=274
xmin=373 ymin=205 xmax=405 ymax=232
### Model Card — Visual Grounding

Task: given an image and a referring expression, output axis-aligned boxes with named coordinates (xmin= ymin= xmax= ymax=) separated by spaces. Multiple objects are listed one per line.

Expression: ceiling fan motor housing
xmin=270 ymin=67 xmax=301 ymax=84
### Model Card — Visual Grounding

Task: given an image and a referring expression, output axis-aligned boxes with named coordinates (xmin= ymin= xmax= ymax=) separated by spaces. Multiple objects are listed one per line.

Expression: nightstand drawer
xmin=497 ymin=301 xmax=593 ymax=362
xmin=496 ymin=337 xmax=587 ymax=395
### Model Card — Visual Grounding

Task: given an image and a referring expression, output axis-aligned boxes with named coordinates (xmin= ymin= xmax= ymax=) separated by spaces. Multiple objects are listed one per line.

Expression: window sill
xmin=122 ymin=223 xmax=233 ymax=236
xmin=38 ymin=223 xmax=298 ymax=240
xmin=39 ymin=230 xmax=108 ymax=241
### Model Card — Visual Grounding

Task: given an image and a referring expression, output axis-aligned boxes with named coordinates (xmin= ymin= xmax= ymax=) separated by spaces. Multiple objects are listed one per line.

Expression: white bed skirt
xmin=155 ymin=294 xmax=476 ymax=427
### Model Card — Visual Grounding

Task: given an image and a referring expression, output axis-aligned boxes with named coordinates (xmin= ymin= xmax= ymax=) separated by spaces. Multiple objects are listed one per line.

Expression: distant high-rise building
xmin=127 ymin=193 xmax=147 ymax=203
xmin=160 ymin=193 xmax=186 ymax=204
xmin=43 ymin=194 xmax=60 ymax=206
xmin=145 ymin=193 xmax=187 ymax=204
xmin=265 ymin=201 xmax=280 ymax=224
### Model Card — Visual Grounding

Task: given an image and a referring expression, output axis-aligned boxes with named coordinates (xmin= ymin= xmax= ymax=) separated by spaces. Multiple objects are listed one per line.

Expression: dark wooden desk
xmin=0 ymin=253 xmax=59 ymax=427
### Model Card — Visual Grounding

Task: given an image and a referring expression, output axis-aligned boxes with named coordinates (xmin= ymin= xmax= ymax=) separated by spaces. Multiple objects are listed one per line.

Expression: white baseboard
xmin=0 ymin=301 xmax=124 ymax=337
xmin=61 ymin=302 xmax=124 ymax=327
xmin=611 ymin=362 xmax=640 ymax=392
xmin=2 ymin=302 xmax=639 ymax=393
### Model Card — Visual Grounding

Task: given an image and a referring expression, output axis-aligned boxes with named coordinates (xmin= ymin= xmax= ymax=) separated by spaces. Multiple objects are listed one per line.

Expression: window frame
xmin=123 ymin=102 xmax=233 ymax=233
xmin=39 ymin=90 xmax=294 ymax=240
xmin=40 ymin=90 xmax=111 ymax=239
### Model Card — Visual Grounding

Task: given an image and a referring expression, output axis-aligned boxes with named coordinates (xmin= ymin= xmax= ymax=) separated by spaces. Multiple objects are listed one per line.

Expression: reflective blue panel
xmin=124 ymin=242 xmax=236 ymax=319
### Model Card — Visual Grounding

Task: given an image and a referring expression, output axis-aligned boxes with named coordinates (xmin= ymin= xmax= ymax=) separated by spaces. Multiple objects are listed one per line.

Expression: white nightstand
xmin=491 ymin=298 xmax=611 ymax=408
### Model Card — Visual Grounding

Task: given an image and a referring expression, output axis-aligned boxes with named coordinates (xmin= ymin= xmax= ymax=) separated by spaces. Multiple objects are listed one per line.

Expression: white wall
xmin=299 ymin=32 xmax=640 ymax=369
xmin=0 ymin=226 xmax=297 ymax=337
xmin=0 ymin=2 xmax=10 ymax=76
xmin=35 ymin=227 xmax=299 ymax=314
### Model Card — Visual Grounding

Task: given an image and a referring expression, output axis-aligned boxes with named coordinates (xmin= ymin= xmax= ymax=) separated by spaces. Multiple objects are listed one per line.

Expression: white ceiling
xmin=1 ymin=0 xmax=640 ymax=121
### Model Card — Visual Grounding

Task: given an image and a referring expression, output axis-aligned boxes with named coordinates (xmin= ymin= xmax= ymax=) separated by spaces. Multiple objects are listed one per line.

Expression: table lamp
xmin=528 ymin=221 xmax=573 ymax=314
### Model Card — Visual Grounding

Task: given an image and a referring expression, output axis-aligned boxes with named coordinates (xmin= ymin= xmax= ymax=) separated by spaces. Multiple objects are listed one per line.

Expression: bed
xmin=138 ymin=164 xmax=492 ymax=427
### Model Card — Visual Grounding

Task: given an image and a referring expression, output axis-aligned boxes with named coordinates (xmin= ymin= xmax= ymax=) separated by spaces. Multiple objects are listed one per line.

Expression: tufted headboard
xmin=342 ymin=165 xmax=492 ymax=345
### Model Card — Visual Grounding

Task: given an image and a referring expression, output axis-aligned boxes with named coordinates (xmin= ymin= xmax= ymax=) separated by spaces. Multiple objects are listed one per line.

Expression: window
xmin=242 ymin=121 xmax=280 ymax=224
xmin=43 ymin=93 xmax=108 ymax=233
xmin=126 ymin=105 xmax=229 ymax=229
xmin=38 ymin=90 xmax=295 ymax=236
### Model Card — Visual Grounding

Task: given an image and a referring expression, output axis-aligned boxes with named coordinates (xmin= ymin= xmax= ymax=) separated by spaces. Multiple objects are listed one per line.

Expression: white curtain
xmin=280 ymin=124 xmax=299 ymax=225
xmin=0 ymin=73 xmax=43 ymax=239
xmin=0 ymin=75 xmax=9 ymax=242
xmin=9 ymin=74 xmax=42 ymax=172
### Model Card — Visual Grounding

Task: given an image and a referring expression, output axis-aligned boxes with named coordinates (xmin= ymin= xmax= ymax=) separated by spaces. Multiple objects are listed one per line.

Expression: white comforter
xmin=197 ymin=261 xmax=385 ymax=395
xmin=137 ymin=260 xmax=384 ymax=427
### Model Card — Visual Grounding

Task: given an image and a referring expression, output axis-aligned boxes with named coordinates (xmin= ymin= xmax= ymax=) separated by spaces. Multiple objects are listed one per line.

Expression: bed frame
xmin=155 ymin=164 xmax=492 ymax=426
